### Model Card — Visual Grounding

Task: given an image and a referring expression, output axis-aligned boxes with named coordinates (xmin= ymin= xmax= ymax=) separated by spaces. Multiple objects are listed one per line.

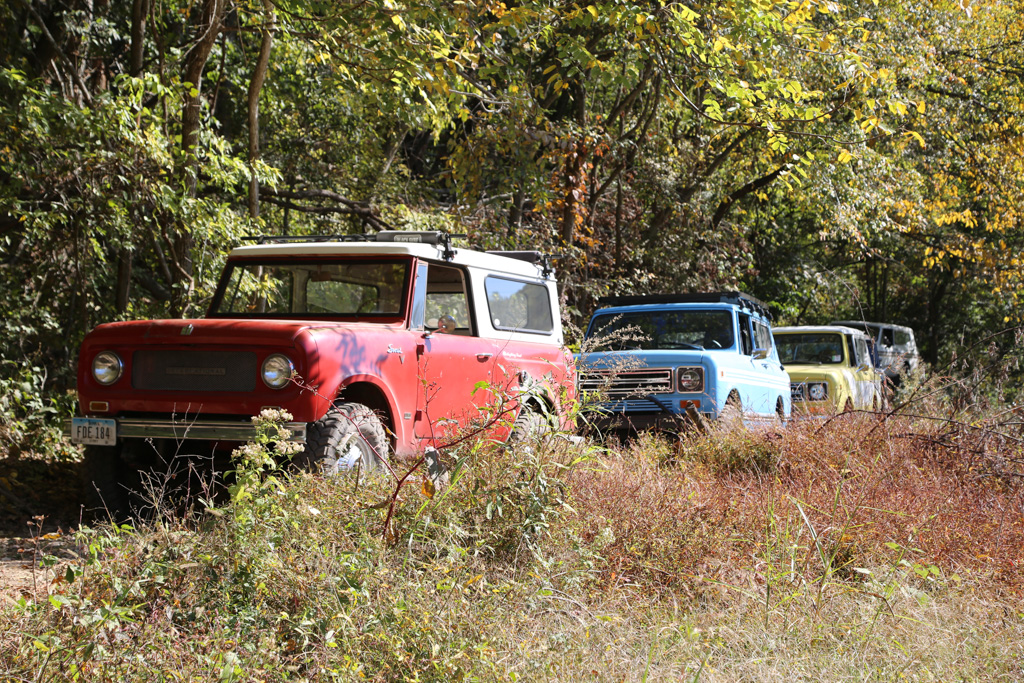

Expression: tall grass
xmin=3 ymin=398 xmax=1023 ymax=681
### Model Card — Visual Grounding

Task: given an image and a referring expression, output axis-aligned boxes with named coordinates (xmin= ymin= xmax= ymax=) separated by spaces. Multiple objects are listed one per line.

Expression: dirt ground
xmin=0 ymin=455 xmax=85 ymax=602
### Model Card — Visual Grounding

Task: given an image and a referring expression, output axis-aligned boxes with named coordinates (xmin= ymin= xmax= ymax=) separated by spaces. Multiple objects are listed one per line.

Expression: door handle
xmin=476 ymin=353 xmax=494 ymax=361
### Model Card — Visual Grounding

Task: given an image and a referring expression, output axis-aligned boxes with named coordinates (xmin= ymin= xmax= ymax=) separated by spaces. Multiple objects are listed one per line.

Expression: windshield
xmin=587 ymin=309 xmax=734 ymax=351
xmin=775 ymin=333 xmax=845 ymax=365
xmin=211 ymin=259 xmax=409 ymax=317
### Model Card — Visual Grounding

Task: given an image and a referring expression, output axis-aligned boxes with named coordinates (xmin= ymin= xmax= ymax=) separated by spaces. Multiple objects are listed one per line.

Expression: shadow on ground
xmin=0 ymin=455 xmax=86 ymax=601
xmin=0 ymin=455 xmax=84 ymax=536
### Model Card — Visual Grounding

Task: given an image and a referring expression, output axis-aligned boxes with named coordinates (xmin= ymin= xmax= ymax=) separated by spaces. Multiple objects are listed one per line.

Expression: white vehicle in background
xmin=829 ymin=320 xmax=922 ymax=387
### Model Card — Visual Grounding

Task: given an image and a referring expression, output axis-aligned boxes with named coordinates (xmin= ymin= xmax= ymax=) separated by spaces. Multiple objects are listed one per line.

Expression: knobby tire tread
xmin=298 ymin=402 xmax=388 ymax=471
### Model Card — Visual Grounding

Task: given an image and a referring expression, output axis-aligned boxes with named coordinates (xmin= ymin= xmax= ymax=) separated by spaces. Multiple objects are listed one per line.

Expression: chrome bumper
xmin=64 ymin=418 xmax=307 ymax=443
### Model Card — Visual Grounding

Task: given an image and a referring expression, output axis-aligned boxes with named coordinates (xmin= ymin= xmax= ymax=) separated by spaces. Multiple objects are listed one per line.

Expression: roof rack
xmin=598 ymin=291 xmax=774 ymax=320
xmin=486 ymin=250 xmax=554 ymax=278
xmin=241 ymin=231 xmax=465 ymax=260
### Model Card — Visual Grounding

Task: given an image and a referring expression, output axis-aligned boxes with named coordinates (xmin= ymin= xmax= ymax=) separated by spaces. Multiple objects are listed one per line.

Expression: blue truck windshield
xmin=588 ymin=309 xmax=734 ymax=351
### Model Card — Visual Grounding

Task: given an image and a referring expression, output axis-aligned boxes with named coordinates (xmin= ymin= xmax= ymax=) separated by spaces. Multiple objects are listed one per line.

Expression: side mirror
xmin=857 ymin=363 xmax=873 ymax=373
xmin=423 ymin=314 xmax=457 ymax=338
xmin=437 ymin=314 xmax=457 ymax=334
xmin=752 ymin=347 xmax=770 ymax=360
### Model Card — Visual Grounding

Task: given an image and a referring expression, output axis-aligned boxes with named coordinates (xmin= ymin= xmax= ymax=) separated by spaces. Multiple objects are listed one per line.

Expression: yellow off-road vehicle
xmin=772 ymin=325 xmax=883 ymax=414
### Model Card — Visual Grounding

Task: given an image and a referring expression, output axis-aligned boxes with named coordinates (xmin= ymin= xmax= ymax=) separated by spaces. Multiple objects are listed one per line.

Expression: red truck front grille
xmin=132 ymin=350 xmax=258 ymax=392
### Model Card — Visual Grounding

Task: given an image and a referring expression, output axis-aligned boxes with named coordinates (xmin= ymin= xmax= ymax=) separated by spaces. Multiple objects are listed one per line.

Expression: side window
xmin=484 ymin=276 xmax=554 ymax=334
xmin=425 ymin=264 xmax=474 ymax=335
xmin=894 ymin=329 xmax=912 ymax=347
xmin=846 ymin=335 xmax=865 ymax=365
xmin=753 ymin=321 xmax=773 ymax=353
xmin=880 ymin=327 xmax=895 ymax=347
xmin=855 ymin=337 xmax=871 ymax=367
xmin=410 ymin=263 xmax=428 ymax=330
xmin=738 ymin=313 xmax=753 ymax=355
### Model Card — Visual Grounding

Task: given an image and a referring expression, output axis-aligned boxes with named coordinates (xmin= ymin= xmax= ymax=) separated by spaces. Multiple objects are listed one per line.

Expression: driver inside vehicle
xmin=703 ymin=328 xmax=732 ymax=349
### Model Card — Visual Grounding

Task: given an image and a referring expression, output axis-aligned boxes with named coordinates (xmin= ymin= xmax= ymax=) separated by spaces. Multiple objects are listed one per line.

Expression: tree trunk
xmin=925 ymin=271 xmax=949 ymax=365
xmin=880 ymin=262 xmax=889 ymax=322
xmin=130 ymin=0 xmax=148 ymax=76
xmin=115 ymin=0 xmax=149 ymax=314
xmin=613 ymin=179 xmax=623 ymax=275
xmin=174 ymin=0 xmax=226 ymax=316
xmin=247 ymin=0 xmax=275 ymax=220
xmin=509 ymin=186 xmax=525 ymax=240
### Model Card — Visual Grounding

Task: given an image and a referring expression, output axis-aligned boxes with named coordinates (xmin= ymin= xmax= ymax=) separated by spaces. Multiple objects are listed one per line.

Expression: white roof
xmin=773 ymin=325 xmax=868 ymax=337
xmin=228 ymin=241 xmax=553 ymax=280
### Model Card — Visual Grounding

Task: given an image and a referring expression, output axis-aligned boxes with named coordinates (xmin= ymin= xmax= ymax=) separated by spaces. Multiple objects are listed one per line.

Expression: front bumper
xmin=65 ymin=417 xmax=307 ymax=444
xmin=583 ymin=395 xmax=707 ymax=433
xmin=790 ymin=401 xmax=836 ymax=415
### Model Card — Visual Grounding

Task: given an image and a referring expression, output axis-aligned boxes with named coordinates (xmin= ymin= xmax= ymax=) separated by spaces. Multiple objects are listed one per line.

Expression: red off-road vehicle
xmin=69 ymin=232 xmax=576 ymax=512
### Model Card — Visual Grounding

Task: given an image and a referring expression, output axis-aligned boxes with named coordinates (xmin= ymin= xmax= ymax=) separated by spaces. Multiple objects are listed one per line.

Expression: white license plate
xmin=71 ymin=417 xmax=117 ymax=446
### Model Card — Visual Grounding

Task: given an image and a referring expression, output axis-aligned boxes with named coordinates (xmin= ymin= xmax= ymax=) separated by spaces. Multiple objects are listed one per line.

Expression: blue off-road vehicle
xmin=578 ymin=292 xmax=791 ymax=432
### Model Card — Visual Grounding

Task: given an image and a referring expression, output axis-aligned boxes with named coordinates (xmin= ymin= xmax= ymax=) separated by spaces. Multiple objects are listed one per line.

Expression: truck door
xmin=752 ymin=318 xmax=787 ymax=416
xmin=735 ymin=312 xmax=776 ymax=415
xmin=850 ymin=335 xmax=879 ymax=408
xmin=413 ymin=262 xmax=495 ymax=443
xmin=480 ymin=274 xmax=563 ymax=436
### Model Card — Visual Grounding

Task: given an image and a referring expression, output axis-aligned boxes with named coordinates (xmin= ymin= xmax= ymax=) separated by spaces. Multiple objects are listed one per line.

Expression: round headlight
xmin=808 ymin=382 xmax=827 ymax=401
xmin=261 ymin=354 xmax=295 ymax=389
xmin=92 ymin=351 xmax=123 ymax=386
xmin=678 ymin=367 xmax=703 ymax=392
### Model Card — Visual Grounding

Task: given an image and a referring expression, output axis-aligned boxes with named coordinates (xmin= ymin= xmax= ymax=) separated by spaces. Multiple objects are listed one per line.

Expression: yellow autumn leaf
xmin=904 ymin=130 xmax=926 ymax=148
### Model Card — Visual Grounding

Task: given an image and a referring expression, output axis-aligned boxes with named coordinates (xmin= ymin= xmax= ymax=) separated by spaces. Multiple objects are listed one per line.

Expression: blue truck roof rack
xmin=597 ymin=291 xmax=773 ymax=320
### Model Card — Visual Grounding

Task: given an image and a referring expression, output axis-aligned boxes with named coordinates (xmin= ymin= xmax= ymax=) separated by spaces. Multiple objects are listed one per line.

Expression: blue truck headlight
xmin=678 ymin=366 xmax=704 ymax=393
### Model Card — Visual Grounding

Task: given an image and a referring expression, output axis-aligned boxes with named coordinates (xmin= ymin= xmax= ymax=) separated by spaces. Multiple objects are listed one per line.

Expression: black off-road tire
xmin=508 ymin=404 xmax=551 ymax=446
xmin=718 ymin=393 xmax=744 ymax=431
xmin=296 ymin=403 xmax=389 ymax=475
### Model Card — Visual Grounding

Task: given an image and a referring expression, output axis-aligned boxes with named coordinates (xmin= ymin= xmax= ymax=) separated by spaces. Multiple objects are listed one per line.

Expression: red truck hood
xmin=77 ymin=317 xmax=411 ymax=422
xmin=84 ymin=317 xmax=405 ymax=346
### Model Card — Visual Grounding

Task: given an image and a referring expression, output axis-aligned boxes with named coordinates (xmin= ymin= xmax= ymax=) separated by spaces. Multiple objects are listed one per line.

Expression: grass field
xmin=2 ymin=398 xmax=1022 ymax=681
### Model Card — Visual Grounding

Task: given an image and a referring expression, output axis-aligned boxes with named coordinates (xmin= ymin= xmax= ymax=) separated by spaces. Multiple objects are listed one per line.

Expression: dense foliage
xmin=0 ymin=0 xmax=1022 ymax=420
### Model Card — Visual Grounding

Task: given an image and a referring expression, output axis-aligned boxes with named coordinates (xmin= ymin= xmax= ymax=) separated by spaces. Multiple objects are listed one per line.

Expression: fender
xmin=335 ymin=372 xmax=407 ymax=446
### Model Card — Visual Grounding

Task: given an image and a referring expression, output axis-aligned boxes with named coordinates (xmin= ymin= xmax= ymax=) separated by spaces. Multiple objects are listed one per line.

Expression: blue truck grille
xmin=579 ymin=368 xmax=674 ymax=397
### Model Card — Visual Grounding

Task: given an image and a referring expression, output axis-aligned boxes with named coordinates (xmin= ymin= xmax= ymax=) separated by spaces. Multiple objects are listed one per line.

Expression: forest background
xmin=1 ymin=0 xmax=1023 ymax=453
